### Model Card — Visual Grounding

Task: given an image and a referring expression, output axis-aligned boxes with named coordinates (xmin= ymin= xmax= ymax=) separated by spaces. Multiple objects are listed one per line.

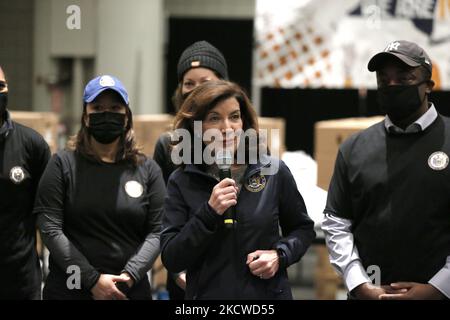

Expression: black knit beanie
xmin=177 ymin=41 xmax=229 ymax=81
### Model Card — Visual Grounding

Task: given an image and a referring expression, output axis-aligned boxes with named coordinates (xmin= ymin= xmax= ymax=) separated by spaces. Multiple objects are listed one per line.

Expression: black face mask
xmin=87 ymin=112 xmax=126 ymax=144
xmin=0 ymin=92 xmax=8 ymax=116
xmin=377 ymin=80 xmax=428 ymax=122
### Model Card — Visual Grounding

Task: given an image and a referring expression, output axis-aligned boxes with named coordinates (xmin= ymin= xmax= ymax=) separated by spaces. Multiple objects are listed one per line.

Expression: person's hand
xmin=175 ymin=272 xmax=186 ymax=290
xmin=91 ymin=274 xmax=129 ymax=300
xmin=246 ymin=250 xmax=279 ymax=280
xmin=379 ymin=282 xmax=445 ymax=300
xmin=352 ymin=282 xmax=407 ymax=300
xmin=120 ymin=272 xmax=134 ymax=288
xmin=208 ymin=178 xmax=239 ymax=215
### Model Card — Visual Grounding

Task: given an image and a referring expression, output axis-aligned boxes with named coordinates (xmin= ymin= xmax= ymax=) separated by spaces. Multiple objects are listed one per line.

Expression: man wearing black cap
xmin=0 ymin=65 xmax=51 ymax=299
xmin=322 ymin=40 xmax=450 ymax=300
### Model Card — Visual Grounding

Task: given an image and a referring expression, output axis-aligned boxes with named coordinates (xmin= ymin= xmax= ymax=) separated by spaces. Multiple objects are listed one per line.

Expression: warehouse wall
xmin=166 ymin=0 xmax=255 ymax=18
xmin=31 ymin=0 xmax=256 ymax=118
xmin=0 ymin=0 xmax=34 ymax=110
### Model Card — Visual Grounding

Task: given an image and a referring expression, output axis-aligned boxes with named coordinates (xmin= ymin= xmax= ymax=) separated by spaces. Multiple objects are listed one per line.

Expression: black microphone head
xmin=215 ymin=149 xmax=233 ymax=170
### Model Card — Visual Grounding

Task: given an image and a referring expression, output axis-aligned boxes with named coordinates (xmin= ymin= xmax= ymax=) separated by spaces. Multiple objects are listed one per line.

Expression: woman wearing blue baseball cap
xmin=34 ymin=75 xmax=165 ymax=300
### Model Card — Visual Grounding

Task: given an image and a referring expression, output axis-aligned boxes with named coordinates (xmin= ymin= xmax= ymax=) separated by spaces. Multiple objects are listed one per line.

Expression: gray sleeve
xmin=123 ymin=233 xmax=161 ymax=283
xmin=321 ymin=213 xmax=370 ymax=292
xmin=37 ymin=211 xmax=101 ymax=290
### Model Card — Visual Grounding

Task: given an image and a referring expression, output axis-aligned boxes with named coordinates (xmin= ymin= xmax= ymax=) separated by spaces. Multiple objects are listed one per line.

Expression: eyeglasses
xmin=0 ymin=81 xmax=7 ymax=92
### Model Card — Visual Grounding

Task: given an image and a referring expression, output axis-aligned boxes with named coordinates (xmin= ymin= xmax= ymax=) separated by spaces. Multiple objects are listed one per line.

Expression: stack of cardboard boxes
xmin=315 ymin=117 xmax=384 ymax=190
xmin=258 ymin=117 xmax=286 ymax=158
xmin=132 ymin=115 xmax=286 ymax=158
xmin=313 ymin=116 xmax=384 ymax=299
xmin=133 ymin=114 xmax=175 ymax=157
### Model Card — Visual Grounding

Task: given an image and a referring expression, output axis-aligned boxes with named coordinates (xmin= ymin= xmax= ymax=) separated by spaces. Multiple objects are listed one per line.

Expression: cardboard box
xmin=314 ymin=244 xmax=342 ymax=300
xmin=133 ymin=114 xmax=174 ymax=157
xmin=258 ymin=117 xmax=286 ymax=158
xmin=133 ymin=114 xmax=287 ymax=160
xmin=10 ymin=111 xmax=60 ymax=154
xmin=314 ymin=116 xmax=384 ymax=299
xmin=314 ymin=117 xmax=384 ymax=191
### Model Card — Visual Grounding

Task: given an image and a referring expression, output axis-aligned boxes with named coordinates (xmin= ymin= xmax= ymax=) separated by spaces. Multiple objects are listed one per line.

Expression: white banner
xmin=255 ymin=0 xmax=450 ymax=89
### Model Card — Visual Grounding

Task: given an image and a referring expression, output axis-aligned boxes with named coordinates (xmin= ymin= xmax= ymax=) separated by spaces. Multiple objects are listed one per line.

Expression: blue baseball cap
xmin=83 ymin=75 xmax=129 ymax=105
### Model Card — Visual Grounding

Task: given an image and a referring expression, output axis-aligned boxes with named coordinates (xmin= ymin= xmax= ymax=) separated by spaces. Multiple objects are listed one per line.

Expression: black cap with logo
xmin=368 ymin=40 xmax=432 ymax=74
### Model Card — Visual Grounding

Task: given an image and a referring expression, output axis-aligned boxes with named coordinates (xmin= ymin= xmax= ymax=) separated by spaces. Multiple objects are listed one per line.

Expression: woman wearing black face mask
xmin=34 ymin=75 xmax=166 ymax=300
xmin=152 ymin=41 xmax=229 ymax=300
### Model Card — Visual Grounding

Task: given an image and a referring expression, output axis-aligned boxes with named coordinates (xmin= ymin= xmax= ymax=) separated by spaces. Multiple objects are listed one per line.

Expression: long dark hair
xmin=67 ymin=103 xmax=145 ymax=166
xmin=172 ymin=80 xmax=264 ymax=167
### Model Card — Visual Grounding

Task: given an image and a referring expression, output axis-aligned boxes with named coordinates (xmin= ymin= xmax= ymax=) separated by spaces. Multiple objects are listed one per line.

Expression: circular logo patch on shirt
xmin=245 ymin=174 xmax=266 ymax=193
xmin=99 ymin=75 xmax=115 ymax=87
xmin=124 ymin=180 xmax=144 ymax=198
xmin=428 ymin=151 xmax=449 ymax=171
xmin=9 ymin=166 xmax=25 ymax=184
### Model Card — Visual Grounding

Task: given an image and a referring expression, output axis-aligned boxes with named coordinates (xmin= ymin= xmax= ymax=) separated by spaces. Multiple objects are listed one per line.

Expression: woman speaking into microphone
xmin=161 ymin=80 xmax=315 ymax=299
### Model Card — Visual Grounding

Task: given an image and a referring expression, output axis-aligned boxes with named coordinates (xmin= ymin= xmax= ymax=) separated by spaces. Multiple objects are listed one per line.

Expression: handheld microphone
xmin=215 ymin=149 xmax=236 ymax=229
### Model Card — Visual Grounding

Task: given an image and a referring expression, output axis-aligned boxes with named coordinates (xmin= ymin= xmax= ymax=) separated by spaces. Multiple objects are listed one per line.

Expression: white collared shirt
xmin=384 ymin=104 xmax=438 ymax=134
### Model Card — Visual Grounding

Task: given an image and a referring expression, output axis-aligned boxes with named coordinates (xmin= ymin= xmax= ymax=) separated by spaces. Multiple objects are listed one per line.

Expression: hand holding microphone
xmin=208 ymin=178 xmax=238 ymax=213
xmin=208 ymin=149 xmax=238 ymax=228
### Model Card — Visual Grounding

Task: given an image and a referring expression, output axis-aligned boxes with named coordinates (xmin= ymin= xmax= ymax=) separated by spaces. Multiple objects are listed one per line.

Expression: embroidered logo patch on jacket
xmin=245 ymin=174 xmax=266 ymax=193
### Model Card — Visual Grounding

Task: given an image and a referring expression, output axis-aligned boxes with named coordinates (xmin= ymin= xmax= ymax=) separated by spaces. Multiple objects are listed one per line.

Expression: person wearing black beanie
xmin=173 ymin=40 xmax=229 ymax=110
xmin=177 ymin=41 xmax=228 ymax=82
xmin=153 ymin=41 xmax=229 ymax=300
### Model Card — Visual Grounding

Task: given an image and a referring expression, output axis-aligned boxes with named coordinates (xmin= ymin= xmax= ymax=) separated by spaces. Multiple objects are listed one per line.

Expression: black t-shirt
xmin=0 ymin=117 xmax=51 ymax=299
xmin=325 ymin=115 xmax=450 ymax=284
xmin=34 ymin=150 xmax=165 ymax=299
